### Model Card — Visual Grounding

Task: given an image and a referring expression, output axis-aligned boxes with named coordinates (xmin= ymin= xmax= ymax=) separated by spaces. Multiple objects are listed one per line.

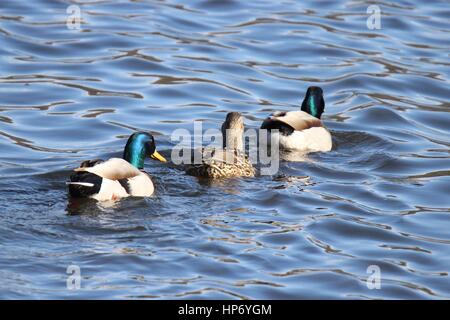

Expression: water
xmin=0 ymin=0 xmax=449 ymax=299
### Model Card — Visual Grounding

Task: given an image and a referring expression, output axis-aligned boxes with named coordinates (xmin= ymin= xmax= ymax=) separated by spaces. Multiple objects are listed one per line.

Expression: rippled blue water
xmin=0 ymin=0 xmax=449 ymax=299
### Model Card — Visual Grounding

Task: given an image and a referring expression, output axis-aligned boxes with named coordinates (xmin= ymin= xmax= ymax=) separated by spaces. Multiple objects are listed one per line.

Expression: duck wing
xmin=74 ymin=158 xmax=142 ymax=180
xmin=197 ymin=148 xmax=245 ymax=164
xmin=262 ymin=111 xmax=323 ymax=132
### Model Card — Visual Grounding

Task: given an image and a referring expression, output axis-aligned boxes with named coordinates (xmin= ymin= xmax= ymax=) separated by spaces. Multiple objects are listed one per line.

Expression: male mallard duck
xmin=261 ymin=86 xmax=332 ymax=153
xmin=185 ymin=112 xmax=255 ymax=179
xmin=67 ymin=132 xmax=166 ymax=201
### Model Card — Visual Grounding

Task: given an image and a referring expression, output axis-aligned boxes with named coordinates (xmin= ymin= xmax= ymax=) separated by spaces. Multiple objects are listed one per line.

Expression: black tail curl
xmin=67 ymin=171 xmax=102 ymax=198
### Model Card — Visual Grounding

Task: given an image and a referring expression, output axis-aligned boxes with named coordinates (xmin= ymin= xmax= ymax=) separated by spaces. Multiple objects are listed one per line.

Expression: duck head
xmin=221 ymin=112 xmax=244 ymax=151
xmin=123 ymin=132 xmax=167 ymax=169
xmin=301 ymin=86 xmax=325 ymax=119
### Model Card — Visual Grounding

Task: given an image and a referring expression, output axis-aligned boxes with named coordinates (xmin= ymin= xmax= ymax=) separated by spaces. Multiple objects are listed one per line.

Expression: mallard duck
xmin=261 ymin=86 xmax=332 ymax=153
xmin=185 ymin=112 xmax=255 ymax=179
xmin=67 ymin=132 xmax=166 ymax=201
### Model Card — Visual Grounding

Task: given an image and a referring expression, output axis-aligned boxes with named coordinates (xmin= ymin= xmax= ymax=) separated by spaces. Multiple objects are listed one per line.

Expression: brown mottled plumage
xmin=185 ymin=112 xmax=255 ymax=179
xmin=186 ymin=148 xmax=255 ymax=178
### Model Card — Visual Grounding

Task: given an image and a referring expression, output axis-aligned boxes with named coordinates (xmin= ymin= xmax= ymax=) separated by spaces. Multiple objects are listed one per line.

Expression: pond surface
xmin=0 ymin=0 xmax=449 ymax=299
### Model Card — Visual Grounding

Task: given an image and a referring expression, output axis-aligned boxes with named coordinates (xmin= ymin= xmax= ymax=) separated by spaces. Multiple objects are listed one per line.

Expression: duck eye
xmin=146 ymin=140 xmax=156 ymax=154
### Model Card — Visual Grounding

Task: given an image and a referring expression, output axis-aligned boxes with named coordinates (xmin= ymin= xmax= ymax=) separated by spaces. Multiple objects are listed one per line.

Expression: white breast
xmin=92 ymin=178 xmax=129 ymax=201
xmin=127 ymin=173 xmax=154 ymax=197
xmin=275 ymin=127 xmax=332 ymax=153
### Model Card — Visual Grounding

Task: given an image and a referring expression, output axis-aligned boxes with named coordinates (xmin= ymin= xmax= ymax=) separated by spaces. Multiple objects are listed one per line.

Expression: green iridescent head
xmin=123 ymin=132 xmax=166 ymax=169
xmin=301 ymin=86 xmax=325 ymax=119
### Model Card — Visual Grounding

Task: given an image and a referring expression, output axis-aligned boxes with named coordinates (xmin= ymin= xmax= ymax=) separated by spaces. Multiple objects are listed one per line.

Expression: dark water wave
xmin=0 ymin=0 xmax=449 ymax=299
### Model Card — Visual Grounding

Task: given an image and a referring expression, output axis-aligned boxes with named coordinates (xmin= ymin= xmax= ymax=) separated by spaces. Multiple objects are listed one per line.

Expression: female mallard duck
xmin=261 ymin=86 xmax=332 ymax=153
xmin=185 ymin=112 xmax=255 ymax=179
xmin=67 ymin=132 xmax=166 ymax=201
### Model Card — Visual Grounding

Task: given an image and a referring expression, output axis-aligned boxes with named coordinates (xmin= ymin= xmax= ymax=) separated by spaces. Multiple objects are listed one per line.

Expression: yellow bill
xmin=150 ymin=150 xmax=167 ymax=162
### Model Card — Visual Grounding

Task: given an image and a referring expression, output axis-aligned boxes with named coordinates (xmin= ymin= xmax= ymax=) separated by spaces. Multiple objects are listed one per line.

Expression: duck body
xmin=68 ymin=158 xmax=154 ymax=201
xmin=185 ymin=148 xmax=255 ymax=179
xmin=67 ymin=132 xmax=166 ymax=201
xmin=261 ymin=110 xmax=332 ymax=153
xmin=184 ymin=112 xmax=255 ymax=179
xmin=260 ymin=86 xmax=332 ymax=154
